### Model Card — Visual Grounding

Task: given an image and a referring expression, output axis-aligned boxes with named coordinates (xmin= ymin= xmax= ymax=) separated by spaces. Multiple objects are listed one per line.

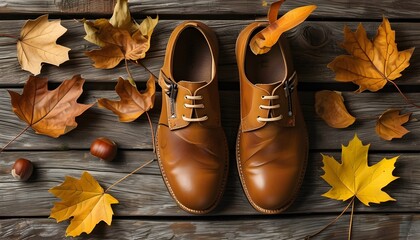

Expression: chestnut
xmin=90 ymin=137 xmax=117 ymax=161
xmin=11 ymin=158 xmax=33 ymax=181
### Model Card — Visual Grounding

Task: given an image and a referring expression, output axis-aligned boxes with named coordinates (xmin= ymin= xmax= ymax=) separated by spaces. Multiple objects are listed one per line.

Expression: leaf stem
xmin=124 ymin=58 xmax=136 ymax=86
xmin=105 ymin=158 xmax=156 ymax=193
xmin=134 ymin=60 xmax=158 ymax=80
xmin=0 ymin=125 xmax=30 ymax=154
xmin=0 ymin=33 xmax=19 ymax=40
xmin=305 ymin=197 xmax=355 ymax=239
xmin=386 ymin=79 xmax=420 ymax=108
xmin=145 ymin=111 xmax=156 ymax=153
xmin=348 ymin=197 xmax=355 ymax=240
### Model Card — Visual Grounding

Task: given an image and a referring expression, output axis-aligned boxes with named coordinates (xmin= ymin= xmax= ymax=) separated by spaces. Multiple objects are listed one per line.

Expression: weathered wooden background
xmin=0 ymin=0 xmax=419 ymax=239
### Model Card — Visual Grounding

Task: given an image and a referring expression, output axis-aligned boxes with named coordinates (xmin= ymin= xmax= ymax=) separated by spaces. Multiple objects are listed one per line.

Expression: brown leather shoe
xmin=156 ymin=21 xmax=228 ymax=214
xmin=235 ymin=22 xmax=308 ymax=214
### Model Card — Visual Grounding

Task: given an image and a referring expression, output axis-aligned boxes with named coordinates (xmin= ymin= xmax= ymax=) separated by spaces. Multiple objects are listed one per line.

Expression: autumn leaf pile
xmin=0 ymin=0 xmax=158 ymax=237
xmin=315 ymin=18 xmax=414 ymax=141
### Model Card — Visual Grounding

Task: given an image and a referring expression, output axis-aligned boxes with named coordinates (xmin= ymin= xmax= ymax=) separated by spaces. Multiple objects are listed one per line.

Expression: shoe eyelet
xmin=261 ymin=96 xmax=265 ymax=99
xmin=258 ymin=105 xmax=263 ymax=110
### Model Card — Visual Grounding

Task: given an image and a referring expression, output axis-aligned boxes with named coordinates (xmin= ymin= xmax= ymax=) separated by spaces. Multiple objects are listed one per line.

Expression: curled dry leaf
xmin=83 ymin=0 xmax=158 ymax=69
xmin=328 ymin=17 xmax=414 ymax=92
xmin=315 ymin=90 xmax=355 ymax=128
xmin=376 ymin=109 xmax=411 ymax=141
xmin=322 ymin=134 xmax=398 ymax=206
xmin=8 ymin=75 xmax=93 ymax=138
xmin=49 ymin=171 xmax=119 ymax=237
xmin=249 ymin=0 xmax=316 ymax=55
xmin=98 ymin=75 xmax=156 ymax=122
xmin=17 ymin=14 xmax=70 ymax=75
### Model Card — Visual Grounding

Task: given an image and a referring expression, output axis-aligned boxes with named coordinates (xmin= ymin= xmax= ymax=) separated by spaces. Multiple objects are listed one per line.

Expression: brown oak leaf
xmin=376 ymin=109 xmax=411 ymax=141
xmin=98 ymin=75 xmax=155 ymax=122
xmin=8 ymin=75 xmax=93 ymax=138
xmin=83 ymin=0 xmax=158 ymax=69
xmin=17 ymin=14 xmax=70 ymax=75
xmin=315 ymin=90 xmax=356 ymax=128
xmin=328 ymin=17 xmax=414 ymax=92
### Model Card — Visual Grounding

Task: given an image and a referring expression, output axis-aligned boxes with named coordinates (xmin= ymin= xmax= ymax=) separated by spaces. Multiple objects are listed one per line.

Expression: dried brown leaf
xmin=376 ymin=109 xmax=411 ymax=141
xmin=315 ymin=90 xmax=356 ymax=128
xmin=8 ymin=75 xmax=93 ymax=138
xmin=98 ymin=75 xmax=155 ymax=122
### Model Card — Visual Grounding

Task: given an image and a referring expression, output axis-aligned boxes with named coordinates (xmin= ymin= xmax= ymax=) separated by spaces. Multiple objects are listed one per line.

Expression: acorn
xmin=90 ymin=137 xmax=117 ymax=161
xmin=11 ymin=158 xmax=33 ymax=181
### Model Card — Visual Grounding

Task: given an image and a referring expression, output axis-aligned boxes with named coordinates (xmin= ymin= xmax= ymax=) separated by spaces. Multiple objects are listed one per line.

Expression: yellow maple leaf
xmin=17 ymin=14 xmax=70 ymax=75
xmin=49 ymin=171 xmax=119 ymax=237
xmin=321 ymin=134 xmax=398 ymax=206
xmin=328 ymin=17 xmax=414 ymax=92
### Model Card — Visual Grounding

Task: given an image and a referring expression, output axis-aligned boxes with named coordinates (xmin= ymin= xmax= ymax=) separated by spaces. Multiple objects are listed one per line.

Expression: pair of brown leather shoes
xmin=156 ymin=21 xmax=308 ymax=214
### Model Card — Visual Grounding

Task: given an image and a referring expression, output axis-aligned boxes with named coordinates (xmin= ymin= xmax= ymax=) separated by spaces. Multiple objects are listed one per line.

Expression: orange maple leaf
xmin=8 ymin=75 xmax=93 ymax=138
xmin=376 ymin=109 xmax=411 ymax=141
xmin=98 ymin=75 xmax=155 ymax=122
xmin=328 ymin=17 xmax=415 ymax=92
xmin=249 ymin=0 xmax=316 ymax=55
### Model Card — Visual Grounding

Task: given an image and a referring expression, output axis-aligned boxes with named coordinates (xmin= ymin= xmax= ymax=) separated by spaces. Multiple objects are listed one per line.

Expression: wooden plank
xmin=0 ymin=151 xmax=414 ymax=216
xmin=0 ymin=90 xmax=419 ymax=151
xmin=1 ymin=214 xmax=418 ymax=239
xmin=0 ymin=20 xmax=419 ymax=86
xmin=1 ymin=0 xmax=420 ymax=20
xmin=0 ymin=0 xmax=115 ymax=14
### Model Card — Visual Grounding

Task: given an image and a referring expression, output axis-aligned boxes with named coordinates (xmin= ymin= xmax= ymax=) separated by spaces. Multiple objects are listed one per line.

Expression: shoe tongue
xmin=178 ymin=81 xmax=207 ymax=93
xmin=255 ymin=82 xmax=281 ymax=93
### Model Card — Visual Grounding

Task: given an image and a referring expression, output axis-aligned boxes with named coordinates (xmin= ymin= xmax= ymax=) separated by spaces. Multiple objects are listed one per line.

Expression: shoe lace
xmin=182 ymin=95 xmax=208 ymax=122
xmin=257 ymin=95 xmax=283 ymax=122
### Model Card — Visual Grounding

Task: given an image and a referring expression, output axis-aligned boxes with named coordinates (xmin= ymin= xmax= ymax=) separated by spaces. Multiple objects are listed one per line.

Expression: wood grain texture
xmin=0 ymin=151 xmax=411 ymax=216
xmin=0 ymin=20 xmax=419 ymax=86
xmin=1 ymin=214 xmax=418 ymax=239
xmin=1 ymin=0 xmax=420 ymax=20
xmin=0 ymin=90 xmax=418 ymax=151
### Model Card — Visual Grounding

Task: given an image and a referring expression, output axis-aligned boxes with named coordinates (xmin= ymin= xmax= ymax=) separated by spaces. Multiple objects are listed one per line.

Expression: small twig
xmin=348 ymin=197 xmax=355 ymax=240
xmin=0 ymin=33 xmax=19 ymax=40
xmin=387 ymin=79 xmax=420 ymax=108
xmin=145 ymin=111 xmax=156 ymax=153
xmin=124 ymin=58 xmax=137 ymax=86
xmin=305 ymin=197 xmax=355 ymax=239
xmin=105 ymin=158 xmax=156 ymax=192
xmin=134 ymin=60 xmax=158 ymax=80
xmin=0 ymin=125 xmax=30 ymax=154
